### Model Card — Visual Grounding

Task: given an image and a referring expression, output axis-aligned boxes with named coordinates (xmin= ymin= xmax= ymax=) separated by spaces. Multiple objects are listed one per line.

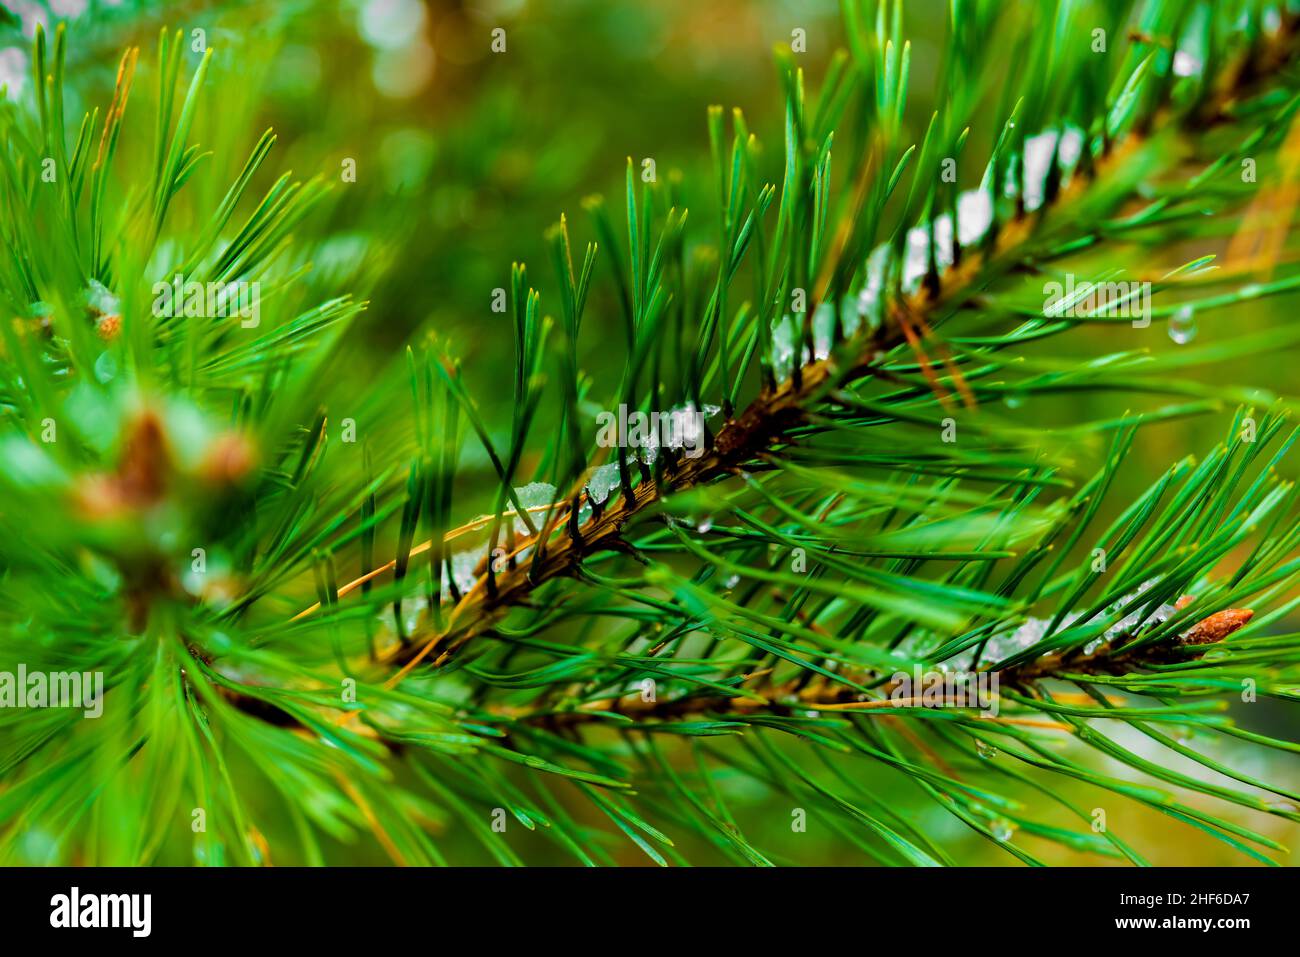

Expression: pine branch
xmin=8 ymin=2 xmax=1300 ymax=866
xmin=491 ymin=603 xmax=1257 ymax=734
xmin=356 ymin=14 xmax=1300 ymax=678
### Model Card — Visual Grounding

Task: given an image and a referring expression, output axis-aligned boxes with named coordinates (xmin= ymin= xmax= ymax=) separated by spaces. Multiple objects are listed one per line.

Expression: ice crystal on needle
xmin=896 ymin=580 xmax=1185 ymax=671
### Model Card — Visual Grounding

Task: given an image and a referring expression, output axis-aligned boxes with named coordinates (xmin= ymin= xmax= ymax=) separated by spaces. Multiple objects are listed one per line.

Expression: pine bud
xmin=95 ymin=313 xmax=121 ymax=341
xmin=199 ymin=431 xmax=258 ymax=486
xmin=1181 ymin=608 xmax=1253 ymax=645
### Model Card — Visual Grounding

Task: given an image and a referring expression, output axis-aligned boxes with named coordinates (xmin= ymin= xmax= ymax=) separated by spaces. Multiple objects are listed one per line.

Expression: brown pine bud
xmin=1181 ymin=608 xmax=1253 ymax=645
xmin=74 ymin=409 xmax=171 ymax=518
xmin=199 ymin=431 xmax=257 ymax=485
xmin=116 ymin=410 xmax=170 ymax=505
xmin=95 ymin=314 xmax=121 ymax=341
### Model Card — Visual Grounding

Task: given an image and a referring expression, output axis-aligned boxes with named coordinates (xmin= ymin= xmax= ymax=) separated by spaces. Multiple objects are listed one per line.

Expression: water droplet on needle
xmin=1169 ymin=305 xmax=1197 ymax=344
